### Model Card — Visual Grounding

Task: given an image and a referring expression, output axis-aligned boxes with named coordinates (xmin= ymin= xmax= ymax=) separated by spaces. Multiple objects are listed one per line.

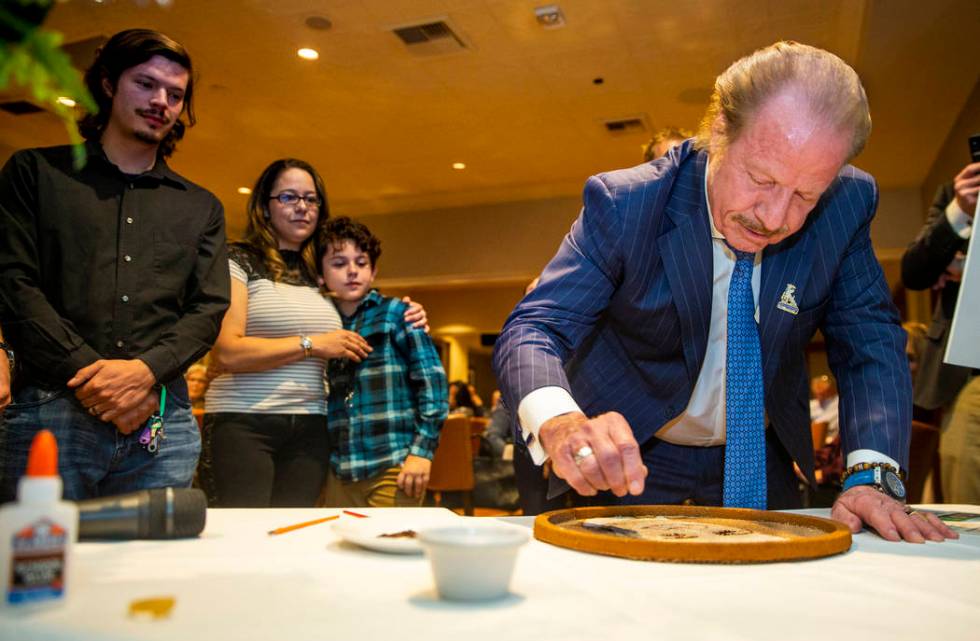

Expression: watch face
xmin=301 ymin=337 xmax=313 ymax=349
xmin=882 ymin=469 xmax=906 ymax=500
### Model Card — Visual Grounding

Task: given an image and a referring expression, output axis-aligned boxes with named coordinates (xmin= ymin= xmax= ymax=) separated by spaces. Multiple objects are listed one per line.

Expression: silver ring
xmin=573 ymin=445 xmax=594 ymax=465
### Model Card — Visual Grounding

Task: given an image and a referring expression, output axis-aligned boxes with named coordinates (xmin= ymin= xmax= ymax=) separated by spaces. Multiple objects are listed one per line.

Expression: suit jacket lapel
xmin=759 ymin=229 xmax=816 ymax=392
xmin=658 ymin=153 xmax=713 ymax=387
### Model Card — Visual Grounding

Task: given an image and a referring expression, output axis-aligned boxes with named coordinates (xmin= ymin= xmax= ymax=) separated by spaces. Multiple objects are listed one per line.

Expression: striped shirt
xmin=327 ymin=291 xmax=448 ymax=482
xmin=205 ymin=245 xmax=341 ymax=414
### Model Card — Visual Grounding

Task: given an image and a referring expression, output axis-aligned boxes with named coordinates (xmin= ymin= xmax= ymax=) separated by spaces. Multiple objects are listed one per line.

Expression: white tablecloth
xmin=2 ymin=505 xmax=978 ymax=641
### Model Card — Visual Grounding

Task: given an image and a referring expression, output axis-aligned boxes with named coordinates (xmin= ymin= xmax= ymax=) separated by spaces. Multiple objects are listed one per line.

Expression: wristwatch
xmin=299 ymin=335 xmax=313 ymax=359
xmin=842 ymin=464 xmax=907 ymax=501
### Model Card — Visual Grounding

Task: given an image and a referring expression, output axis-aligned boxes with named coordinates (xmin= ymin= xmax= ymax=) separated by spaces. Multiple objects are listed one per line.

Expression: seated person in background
xmin=809 ymin=375 xmax=839 ymax=445
xmin=449 ymin=380 xmax=482 ymax=417
xmin=484 ymin=391 xmax=514 ymax=459
xmin=185 ymin=362 xmax=209 ymax=411
xmin=320 ymin=217 xmax=448 ymax=507
xmin=902 ymin=321 xmax=931 ymax=427
xmin=468 ymin=384 xmax=487 ymax=416
xmin=642 ymin=126 xmax=693 ymax=162
xmin=811 ymin=375 xmax=842 ymax=492
xmin=902 ymin=321 xmax=927 ymax=384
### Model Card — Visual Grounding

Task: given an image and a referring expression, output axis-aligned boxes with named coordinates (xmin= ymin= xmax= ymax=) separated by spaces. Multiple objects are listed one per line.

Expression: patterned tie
xmin=723 ymin=248 xmax=767 ymax=510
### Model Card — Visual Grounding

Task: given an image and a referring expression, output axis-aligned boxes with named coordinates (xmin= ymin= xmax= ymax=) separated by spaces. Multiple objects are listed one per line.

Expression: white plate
xmin=332 ymin=515 xmax=456 ymax=554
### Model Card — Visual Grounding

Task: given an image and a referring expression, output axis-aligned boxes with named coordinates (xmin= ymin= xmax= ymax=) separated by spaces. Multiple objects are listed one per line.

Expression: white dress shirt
xmin=945 ymin=197 xmax=974 ymax=239
xmin=518 ymin=163 xmax=898 ymax=474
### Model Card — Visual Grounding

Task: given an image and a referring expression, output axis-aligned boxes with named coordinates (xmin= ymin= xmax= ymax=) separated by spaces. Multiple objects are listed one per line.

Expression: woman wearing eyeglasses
xmin=201 ymin=159 xmax=426 ymax=507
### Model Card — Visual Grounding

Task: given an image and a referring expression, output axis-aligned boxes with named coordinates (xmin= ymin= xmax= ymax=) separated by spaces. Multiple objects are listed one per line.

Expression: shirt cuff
xmin=516 ymin=386 xmax=582 ymax=465
xmin=945 ymin=198 xmax=973 ymax=239
xmin=845 ymin=449 xmax=901 ymax=474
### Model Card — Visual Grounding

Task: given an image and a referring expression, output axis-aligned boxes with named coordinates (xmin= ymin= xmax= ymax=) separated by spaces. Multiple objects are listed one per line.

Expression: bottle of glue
xmin=0 ymin=430 xmax=77 ymax=608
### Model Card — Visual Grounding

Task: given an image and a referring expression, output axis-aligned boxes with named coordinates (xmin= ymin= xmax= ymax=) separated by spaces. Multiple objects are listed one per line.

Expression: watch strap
xmin=842 ymin=468 xmax=878 ymax=492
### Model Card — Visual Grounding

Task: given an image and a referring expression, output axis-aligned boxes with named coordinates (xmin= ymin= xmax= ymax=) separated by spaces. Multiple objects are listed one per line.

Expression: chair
xmin=907 ymin=420 xmax=941 ymax=504
xmin=469 ymin=417 xmax=489 ymax=458
xmin=428 ymin=416 xmax=475 ymax=515
xmin=810 ymin=421 xmax=828 ymax=451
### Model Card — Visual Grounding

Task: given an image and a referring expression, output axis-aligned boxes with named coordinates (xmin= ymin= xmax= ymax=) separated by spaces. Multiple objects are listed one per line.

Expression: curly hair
xmin=242 ymin=159 xmax=330 ymax=283
xmin=319 ymin=216 xmax=382 ymax=267
xmin=78 ymin=29 xmax=195 ymax=158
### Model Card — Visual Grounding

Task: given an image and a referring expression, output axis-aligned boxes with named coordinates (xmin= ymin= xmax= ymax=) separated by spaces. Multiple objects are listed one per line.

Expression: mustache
xmin=136 ymin=108 xmax=170 ymax=123
xmin=732 ymin=213 xmax=787 ymax=237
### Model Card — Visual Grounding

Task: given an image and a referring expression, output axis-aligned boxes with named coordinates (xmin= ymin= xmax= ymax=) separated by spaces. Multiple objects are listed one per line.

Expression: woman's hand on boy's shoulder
xmin=401 ymin=296 xmax=430 ymax=334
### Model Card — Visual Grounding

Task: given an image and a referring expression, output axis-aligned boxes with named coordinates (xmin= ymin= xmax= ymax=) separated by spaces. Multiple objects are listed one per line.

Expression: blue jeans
xmin=0 ymin=386 xmax=201 ymax=503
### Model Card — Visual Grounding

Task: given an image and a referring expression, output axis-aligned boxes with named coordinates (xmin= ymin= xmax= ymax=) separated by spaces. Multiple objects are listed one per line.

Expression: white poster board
xmin=944 ymin=198 xmax=980 ymax=368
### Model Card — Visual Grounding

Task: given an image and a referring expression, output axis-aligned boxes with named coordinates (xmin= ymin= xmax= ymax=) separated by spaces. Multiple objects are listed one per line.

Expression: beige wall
xmin=366 ymin=195 xmax=581 ymax=289
xmin=873 ymin=187 xmax=927 ymax=250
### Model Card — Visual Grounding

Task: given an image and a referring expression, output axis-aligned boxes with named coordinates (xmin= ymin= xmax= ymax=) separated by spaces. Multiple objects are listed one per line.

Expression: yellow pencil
xmin=267 ymin=514 xmax=339 ymax=535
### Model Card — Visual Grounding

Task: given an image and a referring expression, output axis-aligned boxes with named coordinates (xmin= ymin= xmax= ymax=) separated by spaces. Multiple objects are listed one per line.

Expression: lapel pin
xmin=777 ymin=283 xmax=799 ymax=315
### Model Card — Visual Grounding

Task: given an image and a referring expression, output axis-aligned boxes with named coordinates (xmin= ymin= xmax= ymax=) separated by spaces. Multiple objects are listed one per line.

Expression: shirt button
xmin=116 ymin=340 xmax=124 ymax=348
xmin=124 ymin=255 xmax=132 ymax=262
xmin=126 ymin=217 xmax=134 ymax=224
xmin=121 ymin=295 xmax=129 ymax=302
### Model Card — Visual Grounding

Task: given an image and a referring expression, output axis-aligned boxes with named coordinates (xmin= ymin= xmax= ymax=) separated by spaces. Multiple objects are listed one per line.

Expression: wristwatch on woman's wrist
xmin=299 ymin=336 xmax=313 ymax=359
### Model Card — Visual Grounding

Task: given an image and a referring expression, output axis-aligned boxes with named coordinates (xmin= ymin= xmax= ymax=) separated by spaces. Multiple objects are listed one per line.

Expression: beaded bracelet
xmin=841 ymin=461 xmax=905 ymax=483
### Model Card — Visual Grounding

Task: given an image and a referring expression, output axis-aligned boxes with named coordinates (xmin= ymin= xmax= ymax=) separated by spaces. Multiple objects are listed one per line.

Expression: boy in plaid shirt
xmin=320 ymin=217 xmax=448 ymax=506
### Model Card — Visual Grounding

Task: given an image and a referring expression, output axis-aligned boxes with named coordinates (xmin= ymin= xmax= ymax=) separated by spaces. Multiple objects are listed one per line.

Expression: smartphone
xmin=970 ymin=133 xmax=980 ymax=163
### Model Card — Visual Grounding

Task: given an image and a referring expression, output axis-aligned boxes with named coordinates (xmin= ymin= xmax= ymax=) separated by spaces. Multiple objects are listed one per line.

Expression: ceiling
xmin=1 ymin=0 xmax=978 ymax=239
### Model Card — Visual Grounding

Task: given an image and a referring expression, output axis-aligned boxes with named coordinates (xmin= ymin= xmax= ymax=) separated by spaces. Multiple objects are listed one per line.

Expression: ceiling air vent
xmin=0 ymin=100 xmax=44 ymax=115
xmin=603 ymin=115 xmax=649 ymax=136
xmin=391 ymin=19 xmax=468 ymax=56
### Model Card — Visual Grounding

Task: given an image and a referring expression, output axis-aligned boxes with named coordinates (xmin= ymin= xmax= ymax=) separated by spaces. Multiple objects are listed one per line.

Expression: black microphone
xmin=77 ymin=488 xmax=207 ymax=540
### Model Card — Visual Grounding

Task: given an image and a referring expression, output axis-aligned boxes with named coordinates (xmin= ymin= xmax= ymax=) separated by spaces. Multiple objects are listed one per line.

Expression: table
xmin=2 ymin=505 xmax=978 ymax=641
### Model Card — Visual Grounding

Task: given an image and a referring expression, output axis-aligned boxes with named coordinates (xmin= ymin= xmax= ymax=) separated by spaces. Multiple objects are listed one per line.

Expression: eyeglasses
xmin=269 ymin=192 xmax=321 ymax=208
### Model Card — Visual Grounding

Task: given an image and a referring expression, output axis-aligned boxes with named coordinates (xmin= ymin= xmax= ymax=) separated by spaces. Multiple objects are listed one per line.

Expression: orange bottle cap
xmin=26 ymin=430 xmax=59 ymax=477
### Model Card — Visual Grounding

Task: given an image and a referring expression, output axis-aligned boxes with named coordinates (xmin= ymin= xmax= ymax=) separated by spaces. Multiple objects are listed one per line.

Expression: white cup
xmin=418 ymin=525 xmax=529 ymax=601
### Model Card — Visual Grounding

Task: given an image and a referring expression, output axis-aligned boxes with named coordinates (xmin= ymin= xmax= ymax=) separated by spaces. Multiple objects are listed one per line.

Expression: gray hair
xmin=695 ymin=41 xmax=871 ymax=160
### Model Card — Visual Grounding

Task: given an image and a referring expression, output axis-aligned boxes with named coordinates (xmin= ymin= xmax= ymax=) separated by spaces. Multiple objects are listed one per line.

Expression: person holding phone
xmin=900 ymin=137 xmax=980 ymax=503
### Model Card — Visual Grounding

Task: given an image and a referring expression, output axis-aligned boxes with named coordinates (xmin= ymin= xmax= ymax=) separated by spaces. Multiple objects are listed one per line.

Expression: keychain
xmin=138 ymin=387 xmax=167 ymax=454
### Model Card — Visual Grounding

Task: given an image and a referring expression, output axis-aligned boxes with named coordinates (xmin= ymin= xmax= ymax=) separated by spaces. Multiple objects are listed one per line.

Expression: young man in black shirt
xmin=0 ymin=29 xmax=230 ymax=501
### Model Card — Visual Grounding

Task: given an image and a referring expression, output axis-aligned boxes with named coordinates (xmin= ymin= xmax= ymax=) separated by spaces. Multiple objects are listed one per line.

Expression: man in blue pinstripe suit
xmin=494 ymin=42 xmax=956 ymax=542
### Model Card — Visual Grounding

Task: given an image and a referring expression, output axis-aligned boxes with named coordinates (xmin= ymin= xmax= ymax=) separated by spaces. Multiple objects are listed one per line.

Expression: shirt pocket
xmin=153 ymin=229 xmax=197 ymax=292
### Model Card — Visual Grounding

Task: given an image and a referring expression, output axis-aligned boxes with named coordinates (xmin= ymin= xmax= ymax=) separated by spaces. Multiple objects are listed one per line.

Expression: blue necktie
xmin=723 ymin=249 xmax=767 ymax=510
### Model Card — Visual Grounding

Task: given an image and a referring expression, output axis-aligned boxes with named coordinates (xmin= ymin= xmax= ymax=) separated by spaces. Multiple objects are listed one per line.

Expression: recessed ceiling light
xmin=55 ymin=96 xmax=76 ymax=107
xmin=237 ymin=187 xmax=252 ymax=195
xmin=297 ymin=48 xmax=319 ymax=60
xmin=452 ymin=162 xmax=466 ymax=170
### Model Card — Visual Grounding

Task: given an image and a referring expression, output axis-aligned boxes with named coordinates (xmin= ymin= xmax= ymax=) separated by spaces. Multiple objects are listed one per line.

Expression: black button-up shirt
xmin=0 ymin=142 xmax=230 ymax=394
